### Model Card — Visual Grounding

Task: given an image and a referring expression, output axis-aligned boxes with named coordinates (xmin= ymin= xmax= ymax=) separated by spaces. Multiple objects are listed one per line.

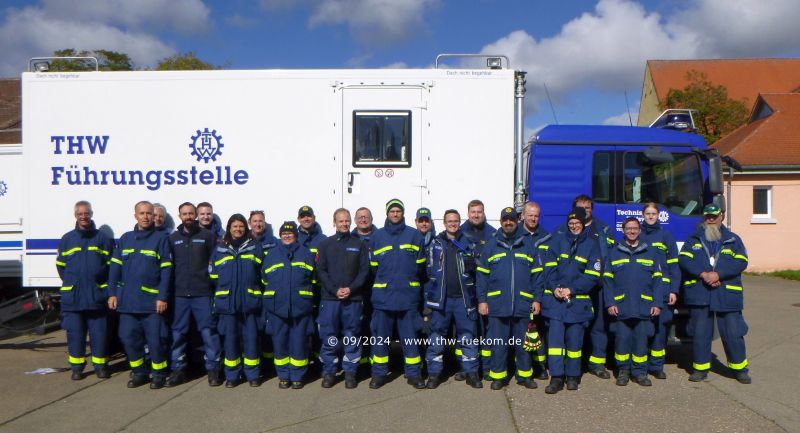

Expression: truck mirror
xmin=707 ymin=151 xmax=724 ymax=195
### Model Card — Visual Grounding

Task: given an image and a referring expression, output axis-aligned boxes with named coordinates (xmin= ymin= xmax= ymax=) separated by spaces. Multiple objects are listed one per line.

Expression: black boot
xmin=465 ymin=373 xmax=483 ymax=389
xmin=95 ymin=368 xmax=110 ymax=379
xmin=166 ymin=370 xmax=186 ymax=387
xmin=616 ymin=369 xmax=630 ymax=386
xmin=150 ymin=375 xmax=166 ymax=389
xmin=453 ymin=370 xmax=467 ymax=381
xmin=650 ymin=370 xmax=667 ymax=380
xmin=517 ymin=378 xmax=538 ymax=389
xmin=490 ymin=380 xmax=506 ymax=390
xmin=127 ymin=374 xmax=148 ymax=388
xmin=688 ymin=371 xmax=708 ymax=382
xmin=407 ymin=376 xmax=425 ymax=389
xmin=426 ymin=376 xmax=441 ymax=389
xmin=633 ymin=374 xmax=652 ymax=387
xmin=321 ymin=374 xmax=336 ymax=388
xmin=207 ymin=369 xmax=223 ymax=387
xmin=735 ymin=371 xmax=752 ymax=384
xmin=71 ymin=370 xmax=84 ymax=381
xmin=544 ymin=377 xmax=564 ymax=394
xmin=344 ymin=373 xmax=358 ymax=389
xmin=369 ymin=375 xmax=388 ymax=389
xmin=588 ymin=367 xmax=611 ymax=379
xmin=565 ymin=376 xmax=580 ymax=391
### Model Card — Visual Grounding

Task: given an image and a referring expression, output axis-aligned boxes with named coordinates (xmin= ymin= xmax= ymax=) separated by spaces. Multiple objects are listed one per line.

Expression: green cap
xmin=385 ymin=198 xmax=405 ymax=214
xmin=703 ymin=204 xmax=722 ymax=216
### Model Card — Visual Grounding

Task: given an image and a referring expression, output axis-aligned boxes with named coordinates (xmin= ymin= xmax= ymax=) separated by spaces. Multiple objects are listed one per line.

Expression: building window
xmin=353 ymin=111 xmax=411 ymax=167
xmin=751 ymin=186 xmax=776 ymax=224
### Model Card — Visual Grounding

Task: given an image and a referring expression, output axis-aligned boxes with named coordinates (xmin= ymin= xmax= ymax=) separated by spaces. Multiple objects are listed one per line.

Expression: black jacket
xmin=169 ymin=224 xmax=215 ymax=297
xmin=317 ymin=231 xmax=370 ymax=301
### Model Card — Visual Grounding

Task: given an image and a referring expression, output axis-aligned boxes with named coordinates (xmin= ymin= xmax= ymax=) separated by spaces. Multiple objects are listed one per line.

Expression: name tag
xmin=709 ymin=257 xmax=715 ymax=267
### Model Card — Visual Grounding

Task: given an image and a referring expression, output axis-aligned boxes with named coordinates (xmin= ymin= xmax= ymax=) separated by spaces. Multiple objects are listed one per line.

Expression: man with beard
xmin=166 ymin=202 xmax=222 ymax=387
xmin=297 ymin=206 xmax=325 ymax=254
xmin=415 ymin=207 xmax=436 ymax=254
xmin=680 ymin=204 xmax=751 ymax=384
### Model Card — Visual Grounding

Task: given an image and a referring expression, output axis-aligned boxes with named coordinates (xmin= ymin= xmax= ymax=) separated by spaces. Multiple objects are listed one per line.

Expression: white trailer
xmin=21 ymin=66 xmax=520 ymax=288
xmin=0 ymin=144 xmax=22 ymax=278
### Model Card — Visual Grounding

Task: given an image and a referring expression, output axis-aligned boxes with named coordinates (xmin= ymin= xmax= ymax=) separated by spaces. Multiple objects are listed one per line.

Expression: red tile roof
xmin=713 ymin=93 xmax=800 ymax=167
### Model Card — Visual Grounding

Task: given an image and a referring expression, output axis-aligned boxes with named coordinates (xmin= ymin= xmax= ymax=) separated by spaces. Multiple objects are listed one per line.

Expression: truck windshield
xmin=623 ymin=152 xmax=703 ymax=216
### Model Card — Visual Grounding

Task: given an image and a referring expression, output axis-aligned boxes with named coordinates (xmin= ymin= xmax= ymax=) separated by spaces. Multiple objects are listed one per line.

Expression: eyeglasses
xmin=567 ymin=222 xmax=582 ymax=227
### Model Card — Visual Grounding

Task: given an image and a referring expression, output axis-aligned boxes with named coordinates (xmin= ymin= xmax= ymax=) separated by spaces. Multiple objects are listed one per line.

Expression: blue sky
xmin=2 ymin=0 xmax=799 ymax=131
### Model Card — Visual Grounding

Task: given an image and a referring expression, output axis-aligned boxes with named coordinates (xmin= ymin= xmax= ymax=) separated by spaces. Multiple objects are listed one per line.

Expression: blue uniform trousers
xmin=62 ymin=310 xmax=108 ymax=372
xmin=426 ymin=298 xmax=479 ymax=376
xmin=612 ymin=318 xmax=652 ymax=376
xmin=370 ymin=309 xmax=422 ymax=378
xmin=170 ymin=296 xmax=221 ymax=372
xmin=258 ymin=315 xmax=274 ymax=371
xmin=648 ymin=307 xmax=672 ymax=373
xmin=267 ymin=312 xmax=312 ymax=382
xmin=487 ymin=316 xmax=531 ymax=382
xmin=318 ymin=299 xmax=363 ymax=375
xmin=588 ymin=293 xmax=609 ymax=371
xmin=119 ymin=313 xmax=169 ymax=378
xmin=547 ymin=319 xmax=587 ymax=378
xmin=689 ymin=307 xmax=749 ymax=373
xmin=218 ymin=313 xmax=261 ymax=381
xmin=479 ymin=315 xmax=491 ymax=374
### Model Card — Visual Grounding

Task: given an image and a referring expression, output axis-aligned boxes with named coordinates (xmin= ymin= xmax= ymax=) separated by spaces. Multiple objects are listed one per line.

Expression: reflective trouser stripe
xmin=290 ymin=358 xmax=308 ymax=367
xmin=405 ymin=356 xmax=421 ymax=365
xmin=588 ymin=356 xmax=605 ymax=364
xmin=481 ymin=349 xmax=491 ymax=357
xmin=548 ymin=348 xmax=565 ymax=356
xmin=650 ymin=349 xmax=666 ymax=358
xmin=91 ymin=356 xmax=107 ymax=365
xmin=371 ymin=355 xmax=389 ymax=364
xmin=632 ymin=354 xmax=648 ymax=363
xmin=129 ymin=358 xmax=144 ymax=368
xmin=566 ymin=350 xmax=581 ymax=359
xmin=489 ymin=370 xmax=507 ymax=380
xmin=152 ymin=360 xmax=168 ymax=371
xmin=517 ymin=369 xmax=533 ymax=378
xmin=728 ymin=359 xmax=748 ymax=370
xmin=274 ymin=357 xmax=290 ymax=366
xmin=693 ymin=362 xmax=711 ymax=371
xmin=244 ymin=357 xmax=260 ymax=366
xmin=68 ymin=355 xmax=85 ymax=365
xmin=615 ymin=353 xmax=630 ymax=362
xmin=535 ymin=354 xmax=546 ymax=362
xmin=454 ymin=348 xmax=463 ymax=356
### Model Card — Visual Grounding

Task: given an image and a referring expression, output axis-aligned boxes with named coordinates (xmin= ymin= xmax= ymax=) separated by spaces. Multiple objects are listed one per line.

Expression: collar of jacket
xmin=133 ymin=224 xmax=156 ymax=239
xmin=616 ymin=241 xmax=649 ymax=255
xmin=75 ymin=220 xmax=98 ymax=237
xmin=642 ymin=220 xmax=661 ymax=234
xmin=336 ymin=230 xmax=352 ymax=241
xmin=300 ymin=222 xmax=322 ymax=237
xmin=494 ymin=229 xmax=524 ymax=249
xmin=383 ymin=218 xmax=407 ymax=235
xmin=566 ymin=228 xmax=590 ymax=244
xmin=351 ymin=225 xmax=376 ymax=238
xmin=177 ymin=223 xmax=200 ymax=237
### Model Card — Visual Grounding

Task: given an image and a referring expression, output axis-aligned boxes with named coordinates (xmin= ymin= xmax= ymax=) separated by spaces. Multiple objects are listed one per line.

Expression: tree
xmin=661 ymin=70 xmax=749 ymax=144
xmin=155 ymin=52 xmax=220 ymax=71
xmin=48 ymin=49 xmax=133 ymax=71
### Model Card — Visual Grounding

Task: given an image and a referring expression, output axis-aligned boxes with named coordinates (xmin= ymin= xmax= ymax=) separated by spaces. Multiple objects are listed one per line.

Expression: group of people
xmin=56 ymin=194 xmax=751 ymax=394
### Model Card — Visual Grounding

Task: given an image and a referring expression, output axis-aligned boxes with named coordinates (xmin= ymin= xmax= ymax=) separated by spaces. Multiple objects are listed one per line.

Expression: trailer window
xmin=592 ymin=151 xmax=613 ymax=203
xmin=353 ymin=111 xmax=411 ymax=167
xmin=623 ymin=152 xmax=703 ymax=215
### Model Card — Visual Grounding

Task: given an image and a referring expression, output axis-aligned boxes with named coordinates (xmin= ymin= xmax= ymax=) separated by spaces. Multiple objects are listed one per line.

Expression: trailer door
xmin=341 ymin=87 xmax=425 ymax=217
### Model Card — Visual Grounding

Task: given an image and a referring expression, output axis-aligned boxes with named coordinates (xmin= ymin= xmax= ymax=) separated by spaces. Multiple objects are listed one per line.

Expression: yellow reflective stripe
xmin=55 ymin=260 xmax=66 ymax=267
xmin=548 ymin=348 xmax=565 ymax=356
xmin=519 ymin=291 xmax=533 ymax=299
xmin=535 ymin=355 xmax=546 ymax=362
xmin=559 ymin=253 xmax=569 ymax=259
xmin=68 ymin=355 xmax=85 ymax=364
xmin=110 ymin=257 xmax=123 ymax=265
xmin=666 ymin=258 xmax=679 ymax=264
xmin=91 ymin=356 xmax=107 ymax=365
xmin=653 ymin=272 xmax=663 ymax=278
xmin=405 ymin=356 xmax=421 ymax=365
xmin=487 ymin=252 xmax=507 ymax=262
xmin=720 ymin=248 xmax=733 ymax=255
xmin=574 ymin=255 xmax=588 ymax=263
xmin=651 ymin=242 xmax=666 ymax=250
xmin=662 ymin=277 xmax=671 ymax=283
xmin=129 ymin=358 xmax=144 ymax=368
xmin=370 ymin=261 xmax=379 ymax=267
xmin=309 ymin=248 xmax=318 ymax=254
xmin=122 ymin=249 xmax=135 ymax=254
xmin=544 ymin=289 xmax=553 ymax=294
xmin=606 ymin=237 xmax=615 ymax=245
xmin=604 ymin=272 xmax=615 ymax=278
xmin=566 ymin=350 xmax=582 ymax=359
xmin=584 ymin=269 xmax=601 ymax=277
xmin=152 ymin=360 xmax=168 ymax=370
xmin=489 ymin=370 xmax=507 ymax=380
xmin=487 ymin=291 xmax=501 ymax=297
xmin=371 ymin=355 xmax=389 ymax=364
xmin=614 ymin=294 xmax=625 ymax=301
xmin=373 ymin=283 xmax=388 ymax=288
xmin=160 ymin=261 xmax=172 ymax=268
xmin=215 ymin=290 xmax=230 ymax=296
xmin=263 ymin=290 xmax=275 ymax=296
xmin=61 ymin=247 xmax=82 ymax=256
xmin=641 ymin=294 xmax=653 ymax=301
xmin=632 ymin=354 xmax=648 ymax=363
xmin=415 ymin=257 xmax=426 ymax=264
xmin=725 ymin=285 xmax=743 ymax=291
xmin=538 ymin=245 xmax=550 ymax=250
xmin=575 ymin=295 xmax=590 ymax=300
xmin=517 ymin=368 xmax=533 ymax=378
xmin=588 ymin=356 xmax=605 ymax=364
xmin=210 ymin=274 xmax=219 ymax=280
xmin=680 ymin=251 xmax=694 ymax=258
xmin=733 ymin=254 xmax=748 ymax=262
xmin=409 ymin=281 xmax=420 ymax=287
xmin=650 ymin=349 xmax=665 ymax=358
xmin=728 ymin=359 xmax=748 ymax=370
xmin=454 ymin=348 xmax=463 ymax=356
xmin=247 ymin=288 xmax=262 ymax=296
xmin=140 ymin=249 xmax=159 ymax=259
xmin=693 ymin=362 xmax=710 ymax=371
xmin=636 ymin=258 xmax=653 ymax=265
xmin=274 ymin=357 xmax=290 ymax=366
xmin=373 ymin=245 xmax=393 ymax=255
xmin=298 ymin=290 xmax=313 ymax=296
xmin=224 ymin=357 xmax=242 ymax=367
xmin=264 ymin=263 xmax=285 ymax=274
xmin=481 ymin=349 xmax=492 ymax=357
xmin=140 ymin=286 xmax=158 ymax=294
xmin=684 ymin=279 xmax=697 ymax=286
xmin=214 ymin=256 xmax=233 ymax=266
xmin=515 ymin=253 xmax=533 ymax=262
xmin=531 ymin=267 xmax=543 ymax=274
xmin=545 ymin=261 xmax=558 ymax=267
xmin=615 ymin=353 xmax=630 ymax=362
xmin=476 ymin=266 xmax=490 ymax=274
xmin=244 ymin=357 xmax=260 ymax=366
xmin=87 ymin=246 xmax=110 ymax=256
xmin=60 ymin=286 xmax=74 ymax=291
xmin=611 ymin=258 xmax=630 ymax=266
xmin=399 ymin=244 xmax=420 ymax=252
xmin=291 ymin=261 xmax=314 ymax=271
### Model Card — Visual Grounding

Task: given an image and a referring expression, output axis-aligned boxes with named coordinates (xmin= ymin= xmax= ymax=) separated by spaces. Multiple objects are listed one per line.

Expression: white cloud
xmin=308 ymin=0 xmax=439 ymax=46
xmin=381 ymin=62 xmax=409 ymax=69
xmin=225 ymin=14 xmax=259 ymax=29
xmin=602 ymin=111 xmax=636 ymax=126
xmin=40 ymin=0 xmax=211 ymax=35
xmin=0 ymin=7 xmax=175 ymax=76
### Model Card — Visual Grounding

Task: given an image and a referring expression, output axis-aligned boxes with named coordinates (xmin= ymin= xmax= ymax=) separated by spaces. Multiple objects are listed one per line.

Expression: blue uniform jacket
xmin=542 ymin=229 xmax=602 ymax=323
xmin=425 ymin=231 xmax=477 ymax=314
xmin=298 ymin=222 xmax=325 ymax=254
xmin=556 ymin=217 xmax=614 ymax=259
xmin=369 ymin=219 xmax=426 ymax=311
xmin=602 ymin=241 xmax=667 ymax=320
xmin=679 ymin=225 xmax=749 ymax=312
xmin=460 ymin=220 xmax=496 ymax=260
xmin=641 ymin=221 xmax=681 ymax=295
xmin=108 ymin=226 xmax=173 ymax=313
xmin=56 ymin=222 xmax=114 ymax=311
xmin=210 ymin=238 xmax=264 ymax=315
xmin=476 ymin=231 xmax=544 ymax=318
xmin=260 ymin=241 xmax=316 ymax=318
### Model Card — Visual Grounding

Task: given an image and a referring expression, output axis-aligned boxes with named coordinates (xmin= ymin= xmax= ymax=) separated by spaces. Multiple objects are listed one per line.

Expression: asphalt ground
xmin=0 ymin=274 xmax=797 ymax=433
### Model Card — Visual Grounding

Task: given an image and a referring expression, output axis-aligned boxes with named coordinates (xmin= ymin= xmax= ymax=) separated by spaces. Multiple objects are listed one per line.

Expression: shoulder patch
xmin=173 ymin=240 xmax=184 ymax=245
xmin=593 ymin=260 xmax=602 ymax=271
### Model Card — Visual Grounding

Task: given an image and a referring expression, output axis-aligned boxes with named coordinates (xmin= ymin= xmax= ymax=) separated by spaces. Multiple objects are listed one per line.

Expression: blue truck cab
xmin=527 ymin=124 xmax=724 ymax=245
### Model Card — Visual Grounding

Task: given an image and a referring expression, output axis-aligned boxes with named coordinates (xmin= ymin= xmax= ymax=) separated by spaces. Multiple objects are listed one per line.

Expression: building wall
xmin=637 ymin=65 xmax=660 ymax=126
xmin=725 ymin=173 xmax=800 ymax=271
